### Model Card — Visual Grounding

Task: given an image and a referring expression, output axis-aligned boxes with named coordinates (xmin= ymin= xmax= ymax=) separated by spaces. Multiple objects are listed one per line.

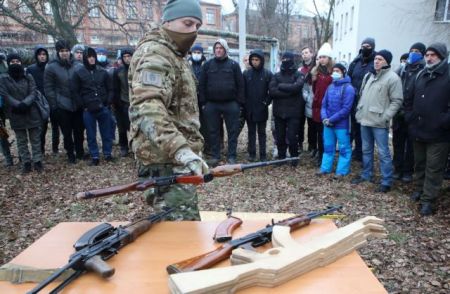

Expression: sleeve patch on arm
xmin=141 ymin=70 xmax=163 ymax=87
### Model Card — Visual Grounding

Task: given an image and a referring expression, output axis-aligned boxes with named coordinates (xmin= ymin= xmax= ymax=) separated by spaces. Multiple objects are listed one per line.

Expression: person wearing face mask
xmin=269 ymin=51 xmax=304 ymax=166
xmin=0 ymin=54 xmax=43 ymax=174
xmin=404 ymin=43 xmax=450 ymax=216
xmin=72 ymin=47 xmax=114 ymax=166
xmin=348 ymin=37 xmax=377 ymax=163
xmin=44 ymin=40 xmax=84 ymax=164
xmin=311 ymin=42 xmax=334 ymax=167
xmin=318 ymin=63 xmax=355 ymax=178
xmin=199 ymin=38 xmax=244 ymax=165
xmin=129 ymin=0 xmax=208 ymax=221
xmin=27 ymin=45 xmax=60 ymax=156
xmin=112 ymin=48 xmax=134 ymax=157
xmin=188 ymin=44 xmax=205 ymax=80
xmin=395 ymin=53 xmax=409 ymax=76
xmin=392 ymin=42 xmax=426 ymax=183
xmin=352 ymin=50 xmax=403 ymax=193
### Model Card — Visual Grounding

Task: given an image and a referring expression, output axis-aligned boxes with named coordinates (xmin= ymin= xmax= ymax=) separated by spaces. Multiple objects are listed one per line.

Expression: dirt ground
xmin=0 ymin=126 xmax=449 ymax=293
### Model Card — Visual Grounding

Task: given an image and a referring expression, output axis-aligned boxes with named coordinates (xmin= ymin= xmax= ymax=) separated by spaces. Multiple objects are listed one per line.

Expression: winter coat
xmin=355 ymin=67 xmax=403 ymax=129
xmin=243 ymin=50 xmax=273 ymax=122
xmin=348 ymin=52 xmax=375 ymax=99
xmin=44 ymin=56 xmax=79 ymax=112
xmin=269 ymin=69 xmax=304 ymax=119
xmin=404 ymin=59 xmax=450 ymax=143
xmin=320 ymin=76 xmax=355 ymax=129
xmin=26 ymin=46 xmax=49 ymax=95
xmin=299 ymin=62 xmax=314 ymax=118
xmin=72 ymin=47 xmax=113 ymax=113
xmin=0 ymin=74 xmax=41 ymax=130
xmin=312 ymin=68 xmax=333 ymax=122
xmin=198 ymin=57 xmax=245 ymax=105
xmin=113 ymin=64 xmax=130 ymax=106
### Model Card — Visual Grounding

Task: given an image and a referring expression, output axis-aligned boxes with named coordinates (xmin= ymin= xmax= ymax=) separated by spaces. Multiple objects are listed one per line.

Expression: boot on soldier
xmin=21 ymin=162 xmax=32 ymax=174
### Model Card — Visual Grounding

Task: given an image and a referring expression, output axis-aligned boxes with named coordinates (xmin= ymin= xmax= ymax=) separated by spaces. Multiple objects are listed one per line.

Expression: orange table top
xmin=0 ymin=218 xmax=387 ymax=293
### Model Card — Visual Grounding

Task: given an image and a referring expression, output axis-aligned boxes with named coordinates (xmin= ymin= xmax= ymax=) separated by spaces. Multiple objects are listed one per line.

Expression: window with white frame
xmin=345 ymin=12 xmax=348 ymax=34
xmin=350 ymin=6 xmax=354 ymax=30
xmin=19 ymin=2 xmax=31 ymax=13
xmin=335 ymin=22 xmax=339 ymax=41
xmin=91 ymin=35 xmax=102 ymax=44
xmin=105 ymin=0 xmax=117 ymax=19
xmin=126 ymin=0 xmax=137 ymax=19
xmin=44 ymin=2 xmax=53 ymax=15
xmin=88 ymin=0 xmax=100 ymax=18
xmin=206 ymin=8 xmax=216 ymax=25
xmin=435 ymin=0 xmax=450 ymax=21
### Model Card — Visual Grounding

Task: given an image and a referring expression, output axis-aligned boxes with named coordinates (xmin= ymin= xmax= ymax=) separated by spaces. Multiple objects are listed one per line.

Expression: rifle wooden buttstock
xmin=214 ymin=216 xmax=243 ymax=243
xmin=210 ymin=164 xmax=242 ymax=177
xmin=76 ymin=181 xmax=141 ymax=200
xmin=166 ymin=245 xmax=234 ymax=274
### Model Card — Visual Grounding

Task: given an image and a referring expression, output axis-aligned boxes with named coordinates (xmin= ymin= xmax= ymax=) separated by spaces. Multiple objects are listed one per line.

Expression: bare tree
xmin=312 ymin=0 xmax=334 ymax=49
xmin=0 ymin=0 xmax=100 ymax=44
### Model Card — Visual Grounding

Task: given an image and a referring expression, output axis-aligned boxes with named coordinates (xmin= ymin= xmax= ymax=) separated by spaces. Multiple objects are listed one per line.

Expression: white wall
xmin=333 ymin=0 xmax=450 ymax=68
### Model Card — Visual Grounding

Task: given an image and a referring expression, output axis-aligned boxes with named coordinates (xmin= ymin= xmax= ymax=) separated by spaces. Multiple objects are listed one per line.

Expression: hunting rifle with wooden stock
xmin=166 ymin=205 xmax=342 ymax=274
xmin=76 ymin=157 xmax=299 ymax=200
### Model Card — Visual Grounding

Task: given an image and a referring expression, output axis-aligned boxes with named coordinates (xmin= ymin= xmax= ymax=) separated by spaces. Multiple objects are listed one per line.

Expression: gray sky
xmin=220 ymin=0 xmax=328 ymax=16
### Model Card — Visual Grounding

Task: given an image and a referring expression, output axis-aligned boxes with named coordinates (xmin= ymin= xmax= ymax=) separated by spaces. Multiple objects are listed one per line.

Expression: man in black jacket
xmin=405 ymin=42 xmax=450 ymax=216
xmin=348 ymin=37 xmax=376 ymax=162
xmin=44 ymin=40 xmax=84 ymax=164
xmin=393 ymin=42 xmax=426 ymax=183
xmin=27 ymin=45 xmax=60 ymax=155
xmin=113 ymin=48 xmax=133 ymax=157
xmin=269 ymin=51 xmax=304 ymax=166
xmin=199 ymin=38 xmax=244 ymax=165
xmin=243 ymin=49 xmax=272 ymax=161
xmin=72 ymin=47 xmax=114 ymax=166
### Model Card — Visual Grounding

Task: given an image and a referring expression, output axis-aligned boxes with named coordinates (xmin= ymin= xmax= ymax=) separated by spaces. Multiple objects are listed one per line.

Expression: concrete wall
xmin=333 ymin=0 xmax=450 ymax=68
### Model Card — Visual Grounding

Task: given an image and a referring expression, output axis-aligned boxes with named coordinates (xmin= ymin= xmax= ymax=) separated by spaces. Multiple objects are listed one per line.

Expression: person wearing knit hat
xmin=404 ymin=41 xmax=449 ymax=216
xmin=392 ymin=43 xmax=426 ymax=183
xmin=310 ymin=42 xmax=334 ymax=167
xmin=352 ymin=48 xmax=403 ymax=193
xmin=318 ymin=62 xmax=355 ymax=177
xmin=0 ymin=52 xmax=43 ymax=174
xmin=348 ymin=37 xmax=377 ymax=163
xmin=199 ymin=37 xmax=244 ymax=166
xmin=128 ymin=0 xmax=207 ymax=220
xmin=44 ymin=39 xmax=83 ymax=164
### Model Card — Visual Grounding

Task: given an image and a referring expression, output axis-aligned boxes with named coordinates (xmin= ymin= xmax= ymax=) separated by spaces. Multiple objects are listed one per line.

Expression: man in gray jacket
xmin=44 ymin=40 xmax=84 ymax=164
xmin=352 ymin=50 xmax=403 ymax=192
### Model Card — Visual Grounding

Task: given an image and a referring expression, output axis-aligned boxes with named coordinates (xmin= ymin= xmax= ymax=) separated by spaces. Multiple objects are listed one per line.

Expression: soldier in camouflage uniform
xmin=128 ymin=0 xmax=208 ymax=221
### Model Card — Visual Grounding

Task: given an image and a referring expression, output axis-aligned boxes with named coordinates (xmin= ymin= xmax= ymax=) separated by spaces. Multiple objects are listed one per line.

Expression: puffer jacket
xmin=269 ymin=67 xmax=304 ymax=119
xmin=320 ymin=75 xmax=355 ymax=129
xmin=0 ymin=74 xmax=41 ymax=130
xmin=355 ymin=67 xmax=403 ymax=128
xmin=44 ymin=55 xmax=79 ymax=112
xmin=26 ymin=46 xmax=49 ymax=95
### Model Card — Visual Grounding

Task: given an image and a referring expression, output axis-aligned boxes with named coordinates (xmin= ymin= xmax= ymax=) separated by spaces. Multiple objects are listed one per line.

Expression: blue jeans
xmin=83 ymin=107 xmax=113 ymax=159
xmin=360 ymin=126 xmax=393 ymax=186
xmin=321 ymin=127 xmax=352 ymax=175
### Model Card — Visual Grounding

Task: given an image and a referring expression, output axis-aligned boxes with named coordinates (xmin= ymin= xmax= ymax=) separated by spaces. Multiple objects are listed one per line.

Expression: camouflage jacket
xmin=129 ymin=24 xmax=204 ymax=166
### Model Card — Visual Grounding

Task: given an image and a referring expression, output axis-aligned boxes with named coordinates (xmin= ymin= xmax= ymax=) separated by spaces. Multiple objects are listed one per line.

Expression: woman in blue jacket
xmin=318 ymin=63 xmax=355 ymax=177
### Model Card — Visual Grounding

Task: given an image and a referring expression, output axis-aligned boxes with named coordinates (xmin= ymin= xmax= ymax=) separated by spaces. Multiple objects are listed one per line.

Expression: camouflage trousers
xmin=14 ymin=127 xmax=42 ymax=164
xmin=138 ymin=162 xmax=201 ymax=221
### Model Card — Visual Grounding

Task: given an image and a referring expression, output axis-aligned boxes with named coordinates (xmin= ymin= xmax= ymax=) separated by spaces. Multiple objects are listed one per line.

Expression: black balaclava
xmin=7 ymin=53 xmax=24 ymax=80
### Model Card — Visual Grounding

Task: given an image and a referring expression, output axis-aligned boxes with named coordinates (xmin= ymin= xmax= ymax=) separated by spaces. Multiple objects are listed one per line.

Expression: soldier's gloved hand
xmin=174 ymin=147 xmax=209 ymax=175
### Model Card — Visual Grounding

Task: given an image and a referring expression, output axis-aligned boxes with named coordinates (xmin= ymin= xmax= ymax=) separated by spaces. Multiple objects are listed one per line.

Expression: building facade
xmin=333 ymin=0 xmax=450 ymax=67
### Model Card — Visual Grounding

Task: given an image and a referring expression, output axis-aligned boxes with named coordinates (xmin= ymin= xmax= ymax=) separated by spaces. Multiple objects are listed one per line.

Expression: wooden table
xmin=0 ymin=212 xmax=387 ymax=293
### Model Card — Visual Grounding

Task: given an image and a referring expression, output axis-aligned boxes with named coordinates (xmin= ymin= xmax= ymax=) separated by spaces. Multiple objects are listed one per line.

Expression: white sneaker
xmin=272 ymin=146 xmax=278 ymax=159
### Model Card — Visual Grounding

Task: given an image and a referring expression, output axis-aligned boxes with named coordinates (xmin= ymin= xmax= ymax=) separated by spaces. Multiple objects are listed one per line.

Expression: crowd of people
xmin=0 ymin=0 xmax=449 ymax=217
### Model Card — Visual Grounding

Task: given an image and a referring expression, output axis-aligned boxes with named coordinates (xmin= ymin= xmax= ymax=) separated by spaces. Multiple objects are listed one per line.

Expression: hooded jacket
xmin=320 ymin=75 xmax=355 ymax=129
xmin=348 ymin=51 xmax=376 ymax=98
xmin=243 ymin=49 xmax=273 ymax=122
xmin=72 ymin=47 xmax=113 ymax=112
xmin=404 ymin=54 xmax=450 ymax=142
xmin=44 ymin=51 xmax=78 ymax=112
xmin=269 ymin=59 xmax=305 ymax=119
xmin=26 ymin=46 xmax=48 ymax=95
xmin=198 ymin=40 xmax=244 ymax=105
xmin=0 ymin=73 xmax=41 ymax=130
